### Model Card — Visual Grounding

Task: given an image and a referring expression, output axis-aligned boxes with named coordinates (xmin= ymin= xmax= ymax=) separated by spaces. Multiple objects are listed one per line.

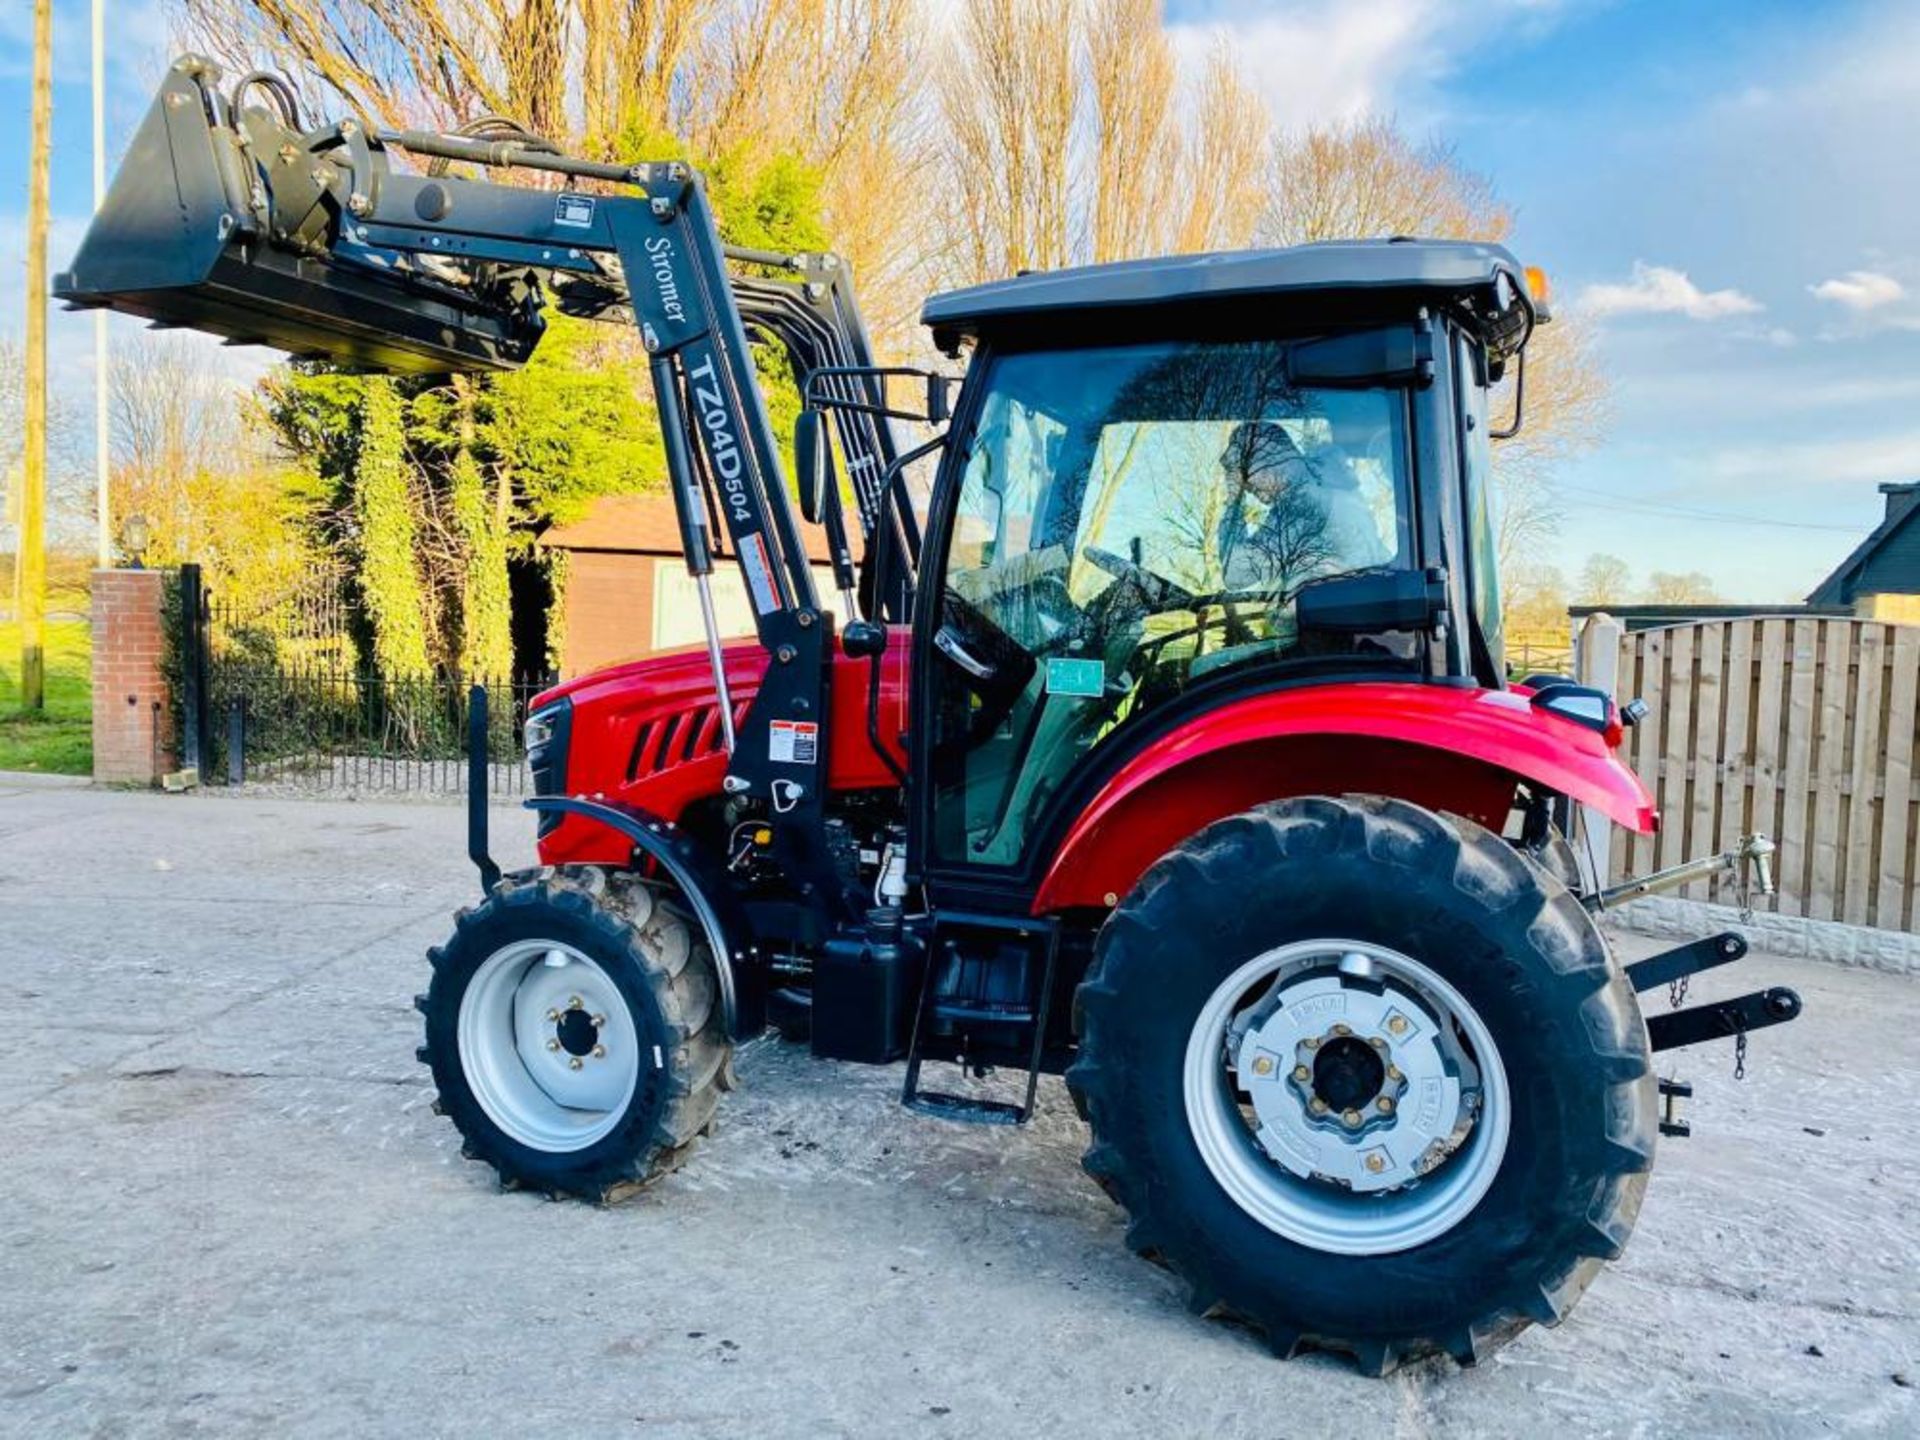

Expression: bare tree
xmin=1644 ymin=570 xmax=1720 ymax=605
xmin=938 ymin=0 xmax=1078 ymax=283
xmin=0 ymin=336 xmax=87 ymax=520
xmin=1085 ymin=0 xmax=1177 ymax=263
xmin=109 ymin=336 xmax=278 ymax=574
xmin=1503 ymin=561 xmax=1569 ymax=634
xmin=683 ymin=0 xmax=929 ymax=346
xmin=938 ymin=1 xmax=1271 ymax=283
xmin=175 ymin=1 xmax=929 ymax=343
xmin=176 ymin=0 xmax=511 ymax=131
xmin=1263 ymin=118 xmax=1511 ymax=249
xmin=1173 ymin=42 xmax=1268 ymax=255
xmin=1576 ymin=552 xmax=1632 ymax=607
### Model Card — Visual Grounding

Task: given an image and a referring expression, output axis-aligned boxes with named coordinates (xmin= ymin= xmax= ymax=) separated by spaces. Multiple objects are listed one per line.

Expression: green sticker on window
xmin=1045 ymin=656 xmax=1105 ymax=699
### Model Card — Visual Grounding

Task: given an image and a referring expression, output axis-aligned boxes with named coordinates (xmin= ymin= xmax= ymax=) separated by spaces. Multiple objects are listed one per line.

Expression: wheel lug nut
xmin=1332 ymin=1023 xmax=1352 ymax=1037
xmin=1341 ymin=1108 xmax=1363 ymax=1127
xmin=1368 ymin=1036 xmax=1386 ymax=1050
xmin=591 ymin=1014 xmax=606 ymax=1029
xmin=1364 ymin=1153 xmax=1386 ymax=1174
xmin=546 ymin=1038 xmax=560 ymax=1051
xmin=545 ymin=1008 xmax=560 ymax=1022
xmin=592 ymin=1044 xmax=606 ymax=1059
xmin=1386 ymin=1064 xmax=1403 ymax=1081
xmin=1376 ymin=1096 xmax=1395 ymax=1114
xmin=567 ymin=996 xmax=583 ymax=1010
xmin=1251 ymin=1055 xmax=1274 ymax=1077
xmin=1387 ymin=1015 xmax=1408 ymax=1035
xmin=1309 ymin=1097 xmax=1328 ymax=1114
xmin=569 ymin=1056 xmax=584 ymax=1070
xmin=1291 ymin=1064 xmax=1310 ymax=1082
xmin=1304 ymin=1036 xmax=1321 ymax=1051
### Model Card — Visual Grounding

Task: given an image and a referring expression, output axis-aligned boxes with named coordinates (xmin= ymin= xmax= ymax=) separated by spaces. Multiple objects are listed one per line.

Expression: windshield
xmin=948 ymin=338 xmax=1415 ymax=667
xmin=927 ymin=337 xmax=1419 ymax=867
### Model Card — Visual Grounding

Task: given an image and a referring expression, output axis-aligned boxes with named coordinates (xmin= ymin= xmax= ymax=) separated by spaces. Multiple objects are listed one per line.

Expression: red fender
xmin=1032 ymin=681 xmax=1657 ymax=914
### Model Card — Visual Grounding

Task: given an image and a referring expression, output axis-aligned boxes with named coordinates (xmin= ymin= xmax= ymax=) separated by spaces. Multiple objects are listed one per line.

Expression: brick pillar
xmin=91 ymin=568 xmax=173 ymax=785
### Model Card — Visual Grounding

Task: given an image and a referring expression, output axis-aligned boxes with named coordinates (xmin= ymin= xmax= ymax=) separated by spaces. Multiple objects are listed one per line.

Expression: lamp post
xmin=94 ymin=0 xmax=111 ymax=569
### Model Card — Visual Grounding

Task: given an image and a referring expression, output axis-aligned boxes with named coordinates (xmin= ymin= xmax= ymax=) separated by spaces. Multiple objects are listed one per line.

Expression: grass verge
xmin=0 ymin=618 xmax=93 ymax=775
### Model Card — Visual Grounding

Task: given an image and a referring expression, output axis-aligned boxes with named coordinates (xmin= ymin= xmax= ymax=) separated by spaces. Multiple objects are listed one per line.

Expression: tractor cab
xmin=879 ymin=242 xmax=1542 ymax=887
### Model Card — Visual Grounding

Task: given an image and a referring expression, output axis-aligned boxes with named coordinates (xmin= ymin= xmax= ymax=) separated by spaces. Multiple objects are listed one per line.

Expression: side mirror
xmin=793 ymin=408 xmax=831 ymax=525
xmin=1295 ymin=567 xmax=1447 ymax=634
xmin=927 ymin=373 xmax=951 ymax=425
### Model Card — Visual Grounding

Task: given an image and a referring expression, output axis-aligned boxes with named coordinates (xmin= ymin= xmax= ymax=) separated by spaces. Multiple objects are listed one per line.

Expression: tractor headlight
xmin=524 ymin=705 xmax=562 ymax=756
xmin=526 ymin=700 xmax=572 ymax=834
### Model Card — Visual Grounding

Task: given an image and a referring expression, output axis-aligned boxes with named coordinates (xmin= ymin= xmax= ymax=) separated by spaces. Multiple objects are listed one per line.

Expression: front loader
xmin=61 ymin=56 xmax=1804 ymax=1374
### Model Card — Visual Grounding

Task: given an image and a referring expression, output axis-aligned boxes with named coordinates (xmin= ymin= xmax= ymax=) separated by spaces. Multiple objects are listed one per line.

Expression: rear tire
xmin=418 ymin=867 xmax=729 ymax=1200
xmin=1066 ymin=795 xmax=1655 ymax=1373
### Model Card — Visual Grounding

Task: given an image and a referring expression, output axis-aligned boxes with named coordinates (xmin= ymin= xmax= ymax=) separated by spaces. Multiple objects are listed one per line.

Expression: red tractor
xmin=64 ymin=57 xmax=1801 ymax=1373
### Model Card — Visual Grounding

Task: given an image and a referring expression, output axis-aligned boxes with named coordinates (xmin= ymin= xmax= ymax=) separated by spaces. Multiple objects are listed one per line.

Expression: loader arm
xmin=56 ymin=54 xmax=861 ymax=891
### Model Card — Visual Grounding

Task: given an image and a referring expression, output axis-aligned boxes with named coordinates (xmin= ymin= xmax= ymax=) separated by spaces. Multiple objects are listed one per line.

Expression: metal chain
xmin=1733 ymin=1017 xmax=1748 ymax=1082
xmin=1668 ymin=974 xmax=1688 ymax=1009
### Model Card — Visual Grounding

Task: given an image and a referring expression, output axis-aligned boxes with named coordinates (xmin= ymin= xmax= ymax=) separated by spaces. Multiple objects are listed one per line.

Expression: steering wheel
xmin=1083 ymin=545 xmax=1199 ymax=612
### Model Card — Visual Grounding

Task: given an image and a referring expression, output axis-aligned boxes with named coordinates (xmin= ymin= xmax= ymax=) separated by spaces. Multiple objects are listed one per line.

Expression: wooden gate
xmin=1577 ymin=614 xmax=1919 ymax=930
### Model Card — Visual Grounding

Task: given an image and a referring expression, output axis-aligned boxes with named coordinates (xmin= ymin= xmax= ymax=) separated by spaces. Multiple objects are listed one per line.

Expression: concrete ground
xmin=0 ymin=776 xmax=1914 ymax=1439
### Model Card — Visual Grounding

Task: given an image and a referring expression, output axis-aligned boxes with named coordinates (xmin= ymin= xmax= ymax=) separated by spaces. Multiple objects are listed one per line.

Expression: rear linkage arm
xmin=1596 ymin=834 xmax=1805 ymax=1135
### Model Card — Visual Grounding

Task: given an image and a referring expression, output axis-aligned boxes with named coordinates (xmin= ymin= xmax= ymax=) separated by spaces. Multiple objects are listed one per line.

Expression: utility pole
xmin=21 ymin=0 xmax=52 ymax=711
xmin=93 ymin=0 xmax=111 ymax=568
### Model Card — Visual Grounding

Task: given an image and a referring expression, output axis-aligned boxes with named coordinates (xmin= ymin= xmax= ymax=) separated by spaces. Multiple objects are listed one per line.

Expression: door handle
xmin=934 ymin=625 xmax=996 ymax=680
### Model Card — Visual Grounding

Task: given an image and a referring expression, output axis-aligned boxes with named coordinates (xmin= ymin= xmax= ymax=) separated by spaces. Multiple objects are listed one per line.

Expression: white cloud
xmin=1165 ymin=0 xmax=1570 ymax=133
xmin=1706 ymin=427 xmax=1920 ymax=485
xmin=1577 ymin=262 xmax=1763 ymax=320
xmin=1809 ymin=269 xmax=1906 ymax=311
xmin=1168 ymin=0 xmax=1436 ymax=131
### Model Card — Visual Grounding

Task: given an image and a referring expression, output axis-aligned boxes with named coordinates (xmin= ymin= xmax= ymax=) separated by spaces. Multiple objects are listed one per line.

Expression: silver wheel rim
xmin=1182 ymin=938 xmax=1510 ymax=1256
xmin=457 ymin=940 xmax=641 ymax=1152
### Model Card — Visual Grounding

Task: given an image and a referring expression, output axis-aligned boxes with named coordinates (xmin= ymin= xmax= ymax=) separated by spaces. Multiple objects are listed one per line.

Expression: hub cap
xmin=457 ymin=941 xmax=641 ymax=1152
xmin=1182 ymin=939 xmax=1510 ymax=1255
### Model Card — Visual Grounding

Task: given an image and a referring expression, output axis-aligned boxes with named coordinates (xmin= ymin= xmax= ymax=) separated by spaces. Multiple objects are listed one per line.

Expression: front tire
xmin=1066 ymin=795 xmax=1655 ymax=1373
xmin=418 ymin=867 xmax=729 ymax=1200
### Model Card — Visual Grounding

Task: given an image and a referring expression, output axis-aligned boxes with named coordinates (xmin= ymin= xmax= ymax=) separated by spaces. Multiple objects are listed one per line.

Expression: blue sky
xmin=1168 ymin=0 xmax=1920 ymax=598
xmin=6 ymin=0 xmax=1919 ymax=599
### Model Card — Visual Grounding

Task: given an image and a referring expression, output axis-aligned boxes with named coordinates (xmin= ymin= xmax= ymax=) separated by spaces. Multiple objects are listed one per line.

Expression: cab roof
xmin=921 ymin=238 xmax=1536 ymax=351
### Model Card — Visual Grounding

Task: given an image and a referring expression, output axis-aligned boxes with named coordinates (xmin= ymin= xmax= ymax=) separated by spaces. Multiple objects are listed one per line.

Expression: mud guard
xmin=522 ymin=796 xmax=762 ymax=1039
xmin=1033 ymin=681 xmax=1659 ymax=915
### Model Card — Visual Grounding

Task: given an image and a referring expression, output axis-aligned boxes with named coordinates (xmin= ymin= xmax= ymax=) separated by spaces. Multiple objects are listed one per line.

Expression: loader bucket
xmin=54 ymin=58 xmax=539 ymax=375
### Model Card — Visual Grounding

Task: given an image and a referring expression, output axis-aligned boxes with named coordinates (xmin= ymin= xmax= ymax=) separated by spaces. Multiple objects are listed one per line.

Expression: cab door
xmin=911 ymin=335 xmax=1421 ymax=901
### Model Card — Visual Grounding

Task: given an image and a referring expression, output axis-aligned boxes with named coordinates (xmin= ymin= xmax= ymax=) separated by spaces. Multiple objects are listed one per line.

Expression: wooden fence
xmin=1576 ymin=614 xmax=1919 ymax=931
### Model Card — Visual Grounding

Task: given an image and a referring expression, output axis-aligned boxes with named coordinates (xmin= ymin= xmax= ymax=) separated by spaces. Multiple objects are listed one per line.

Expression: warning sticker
xmin=740 ymin=531 xmax=783 ymax=614
xmin=1045 ymin=656 xmax=1105 ymax=699
xmin=769 ymin=719 xmax=819 ymax=765
xmin=554 ymin=193 xmax=596 ymax=228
